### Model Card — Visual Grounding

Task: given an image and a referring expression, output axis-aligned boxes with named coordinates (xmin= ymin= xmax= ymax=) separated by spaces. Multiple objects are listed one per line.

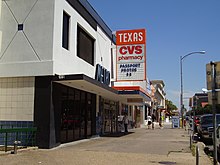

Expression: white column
xmin=140 ymin=105 xmax=146 ymax=128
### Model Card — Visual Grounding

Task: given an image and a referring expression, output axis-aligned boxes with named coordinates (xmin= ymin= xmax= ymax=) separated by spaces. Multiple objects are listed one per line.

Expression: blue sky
xmin=87 ymin=0 xmax=220 ymax=109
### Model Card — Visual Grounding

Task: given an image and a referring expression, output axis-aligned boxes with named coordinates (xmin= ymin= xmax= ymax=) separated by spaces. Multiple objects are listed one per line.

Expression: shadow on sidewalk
xmin=100 ymin=132 xmax=134 ymax=137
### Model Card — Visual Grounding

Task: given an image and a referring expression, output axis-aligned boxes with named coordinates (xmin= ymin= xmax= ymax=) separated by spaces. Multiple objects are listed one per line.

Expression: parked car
xmin=216 ymin=124 xmax=220 ymax=157
xmin=197 ymin=114 xmax=220 ymax=140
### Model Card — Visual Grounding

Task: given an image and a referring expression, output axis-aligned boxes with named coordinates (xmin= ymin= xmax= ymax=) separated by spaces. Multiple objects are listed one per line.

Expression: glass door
xmin=60 ymin=86 xmax=69 ymax=143
xmin=103 ymin=101 xmax=110 ymax=133
xmin=59 ymin=85 xmax=95 ymax=143
xmin=74 ymin=89 xmax=81 ymax=140
xmin=80 ymin=91 xmax=86 ymax=139
xmin=87 ymin=93 xmax=92 ymax=136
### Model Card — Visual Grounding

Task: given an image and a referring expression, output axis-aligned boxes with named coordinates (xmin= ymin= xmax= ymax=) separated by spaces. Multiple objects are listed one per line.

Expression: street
xmin=0 ymin=123 xmax=212 ymax=165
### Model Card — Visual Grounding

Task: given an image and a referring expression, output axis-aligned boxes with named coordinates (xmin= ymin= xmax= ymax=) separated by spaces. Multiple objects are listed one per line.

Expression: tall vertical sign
xmin=206 ymin=61 xmax=220 ymax=104
xmin=116 ymin=29 xmax=146 ymax=81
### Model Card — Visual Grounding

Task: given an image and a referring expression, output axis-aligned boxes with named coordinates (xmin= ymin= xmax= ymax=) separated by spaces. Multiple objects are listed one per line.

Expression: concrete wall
xmin=0 ymin=0 xmax=113 ymax=84
xmin=53 ymin=0 xmax=112 ymax=79
xmin=0 ymin=77 xmax=34 ymax=121
xmin=0 ymin=1 xmax=2 ymax=54
xmin=0 ymin=0 xmax=54 ymax=77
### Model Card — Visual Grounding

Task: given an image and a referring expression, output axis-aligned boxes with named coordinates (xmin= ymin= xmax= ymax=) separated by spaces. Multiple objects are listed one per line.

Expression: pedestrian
xmin=151 ymin=113 xmax=156 ymax=129
xmin=159 ymin=116 xmax=163 ymax=129
xmin=123 ymin=113 xmax=129 ymax=133
xmin=147 ymin=115 xmax=152 ymax=129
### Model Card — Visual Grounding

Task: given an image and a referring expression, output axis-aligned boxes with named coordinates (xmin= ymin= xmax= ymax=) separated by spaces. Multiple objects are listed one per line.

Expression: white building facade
xmin=0 ymin=0 xmax=151 ymax=148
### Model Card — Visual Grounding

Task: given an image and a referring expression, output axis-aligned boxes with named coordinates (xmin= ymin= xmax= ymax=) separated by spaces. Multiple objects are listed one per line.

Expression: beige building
xmin=150 ymin=80 xmax=166 ymax=120
xmin=206 ymin=61 xmax=220 ymax=104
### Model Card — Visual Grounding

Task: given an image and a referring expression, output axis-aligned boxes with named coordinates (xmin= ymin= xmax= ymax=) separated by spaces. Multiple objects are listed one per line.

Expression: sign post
xmin=172 ymin=116 xmax=180 ymax=128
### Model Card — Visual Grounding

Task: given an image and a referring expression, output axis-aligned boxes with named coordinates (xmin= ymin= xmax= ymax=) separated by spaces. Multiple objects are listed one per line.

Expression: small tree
xmin=193 ymin=104 xmax=219 ymax=116
xmin=165 ymin=99 xmax=178 ymax=115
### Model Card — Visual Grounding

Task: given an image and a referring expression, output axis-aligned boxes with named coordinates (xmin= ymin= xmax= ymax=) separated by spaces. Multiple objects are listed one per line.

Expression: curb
xmin=0 ymin=146 xmax=38 ymax=156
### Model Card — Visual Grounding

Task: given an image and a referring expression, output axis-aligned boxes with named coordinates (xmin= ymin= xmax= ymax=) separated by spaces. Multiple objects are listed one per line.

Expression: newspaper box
xmin=172 ymin=116 xmax=180 ymax=128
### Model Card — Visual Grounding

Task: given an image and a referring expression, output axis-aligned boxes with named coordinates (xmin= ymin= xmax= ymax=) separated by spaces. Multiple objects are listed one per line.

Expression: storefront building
xmin=206 ymin=61 xmax=220 ymax=105
xmin=150 ymin=80 xmax=166 ymax=121
xmin=0 ymin=0 xmax=128 ymax=149
xmin=0 ymin=0 xmax=152 ymax=149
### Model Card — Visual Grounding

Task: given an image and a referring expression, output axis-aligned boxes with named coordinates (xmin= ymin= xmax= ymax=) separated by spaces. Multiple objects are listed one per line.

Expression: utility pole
xmin=211 ymin=61 xmax=217 ymax=165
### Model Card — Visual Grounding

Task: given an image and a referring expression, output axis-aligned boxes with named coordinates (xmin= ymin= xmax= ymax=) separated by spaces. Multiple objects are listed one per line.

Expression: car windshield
xmin=201 ymin=115 xmax=220 ymax=125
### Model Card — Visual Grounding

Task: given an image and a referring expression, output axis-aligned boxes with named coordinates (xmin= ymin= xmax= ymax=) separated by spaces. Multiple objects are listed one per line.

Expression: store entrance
xmin=102 ymin=99 xmax=118 ymax=134
xmin=59 ymin=85 xmax=95 ymax=143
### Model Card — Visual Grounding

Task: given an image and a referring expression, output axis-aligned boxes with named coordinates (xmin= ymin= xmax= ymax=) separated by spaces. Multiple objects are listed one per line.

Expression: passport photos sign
xmin=116 ymin=29 xmax=146 ymax=81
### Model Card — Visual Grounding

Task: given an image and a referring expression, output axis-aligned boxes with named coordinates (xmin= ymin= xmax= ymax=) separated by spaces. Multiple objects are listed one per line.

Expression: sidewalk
xmin=0 ymin=122 xmax=212 ymax=165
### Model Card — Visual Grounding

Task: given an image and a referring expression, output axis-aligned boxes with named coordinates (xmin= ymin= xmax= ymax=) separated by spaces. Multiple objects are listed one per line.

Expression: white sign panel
xmin=117 ymin=63 xmax=145 ymax=80
xmin=116 ymin=29 xmax=146 ymax=81
xmin=172 ymin=116 xmax=180 ymax=128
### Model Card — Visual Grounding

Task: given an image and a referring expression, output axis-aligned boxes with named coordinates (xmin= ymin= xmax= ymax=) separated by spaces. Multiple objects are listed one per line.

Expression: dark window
xmin=58 ymin=85 xmax=96 ymax=143
xmin=18 ymin=24 xmax=23 ymax=31
xmin=77 ymin=26 xmax=95 ymax=65
xmin=62 ymin=11 xmax=70 ymax=50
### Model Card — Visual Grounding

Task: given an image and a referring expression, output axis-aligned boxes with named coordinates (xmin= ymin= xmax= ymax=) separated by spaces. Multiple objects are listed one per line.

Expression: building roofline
xmin=67 ymin=0 xmax=116 ymax=43
xmin=150 ymin=80 xmax=165 ymax=87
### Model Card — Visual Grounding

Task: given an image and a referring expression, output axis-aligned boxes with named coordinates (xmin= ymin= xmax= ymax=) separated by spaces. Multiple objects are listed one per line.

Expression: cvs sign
xmin=116 ymin=28 xmax=146 ymax=81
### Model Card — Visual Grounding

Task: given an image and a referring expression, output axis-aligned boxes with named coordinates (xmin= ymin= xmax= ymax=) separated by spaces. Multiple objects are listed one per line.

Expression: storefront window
xmin=59 ymin=85 xmax=95 ymax=143
xmin=101 ymin=99 xmax=118 ymax=134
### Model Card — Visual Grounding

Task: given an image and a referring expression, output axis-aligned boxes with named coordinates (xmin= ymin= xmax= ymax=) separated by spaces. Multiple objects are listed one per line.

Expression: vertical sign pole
xmin=211 ymin=61 xmax=217 ymax=165
xmin=180 ymin=56 xmax=184 ymax=128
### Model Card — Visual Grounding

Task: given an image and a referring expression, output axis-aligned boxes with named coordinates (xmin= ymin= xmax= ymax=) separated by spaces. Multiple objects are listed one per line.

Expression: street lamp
xmin=202 ymin=88 xmax=220 ymax=93
xmin=180 ymin=51 xmax=205 ymax=128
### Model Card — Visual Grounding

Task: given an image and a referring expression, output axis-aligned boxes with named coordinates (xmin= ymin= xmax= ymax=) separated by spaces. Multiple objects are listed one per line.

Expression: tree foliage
xmin=165 ymin=99 xmax=178 ymax=112
xmin=186 ymin=104 xmax=220 ymax=116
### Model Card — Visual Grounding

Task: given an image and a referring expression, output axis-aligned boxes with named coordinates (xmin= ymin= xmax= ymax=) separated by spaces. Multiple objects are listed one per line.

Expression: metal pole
xmin=192 ymin=107 xmax=195 ymax=138
xmin=190 ymin=132 xmax=192 ymax=149
xmin=180 ymin=56 xmax=184 ymax=128
xmin=196 ymin=145 xmax=199 ymax=165
xmin=192 ymin=97 xmax=198 ymax=139
xmin=211 ymin=61 xmax=217 ymax=165
xmin=179 ymin=51 xmax=205 ymax=129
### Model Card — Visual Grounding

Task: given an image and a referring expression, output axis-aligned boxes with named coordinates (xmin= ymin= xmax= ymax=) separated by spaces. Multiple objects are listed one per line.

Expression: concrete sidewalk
xmin=0 ymin=122 xmax=212 ymax=165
